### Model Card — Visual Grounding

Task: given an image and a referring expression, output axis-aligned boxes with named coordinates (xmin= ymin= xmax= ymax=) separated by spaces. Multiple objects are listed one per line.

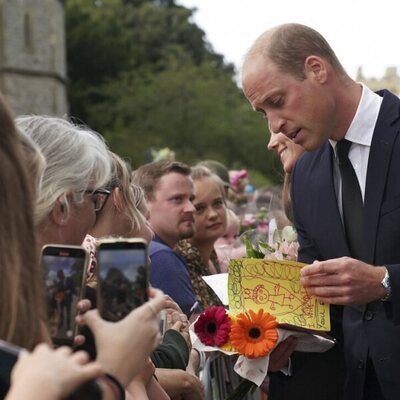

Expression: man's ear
xmin=304 ymin=55 xmax=327 ymax=83
xmin=51 ymin=196 xmax=69 ymax=226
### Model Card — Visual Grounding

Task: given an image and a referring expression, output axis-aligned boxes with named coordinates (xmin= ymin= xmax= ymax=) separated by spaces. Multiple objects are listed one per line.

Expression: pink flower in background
xmin=242 ymin=213 xmax=257 ymax=227
xmin=215 ymin=243 xmax=246 ymax=273
xmin=266 ymin=240 xmax=299 ymax=261
xmin=257 ymin=220 xmax=269 ymax=234
xmin=263 ymin=225 xmax=299 ymax=260
xmin=231 ymin=244 xmax=246 ymax=259
xmin=230 ymin=169 xmax=248 ymax=192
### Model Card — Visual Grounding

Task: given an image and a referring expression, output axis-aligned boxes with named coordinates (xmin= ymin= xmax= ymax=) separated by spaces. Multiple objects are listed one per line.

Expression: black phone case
xmin=0 ymin=345 xmax=18 ymax=399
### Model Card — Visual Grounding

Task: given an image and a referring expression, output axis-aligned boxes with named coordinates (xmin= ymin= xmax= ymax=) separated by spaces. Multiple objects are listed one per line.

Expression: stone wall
xmin=0 ymin=0 xmax=68 ymax=115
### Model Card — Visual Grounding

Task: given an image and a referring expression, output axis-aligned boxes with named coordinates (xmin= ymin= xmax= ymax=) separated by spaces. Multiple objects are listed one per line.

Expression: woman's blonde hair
xmin=191 ymin=165 xmax=226 ymax=200
xmin=131 ymin=182 xmax=146 ymax=210
xmin=129 ymin=183 xmax=152 ymax=237
xmin=107 ymin=152 xmax=141 ymax=231
xmin=0 ymin=96 xmax=45 ymax=349
xmin=226 ymin=208 xmax=240 ymax=230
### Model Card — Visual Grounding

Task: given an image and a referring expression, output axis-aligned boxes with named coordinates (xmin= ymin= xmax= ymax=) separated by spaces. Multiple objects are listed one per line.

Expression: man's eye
xmin=270 ymin=97 xmax=283 ymax=107
xmin=256 ymin=110 xmax=267 ymax=119
xmin=171 ymin=196 xmax=182 ymax=203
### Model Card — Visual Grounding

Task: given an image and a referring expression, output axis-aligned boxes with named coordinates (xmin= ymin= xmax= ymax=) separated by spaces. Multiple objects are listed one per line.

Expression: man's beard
xmin=178 ymin=223 xmax=195 ymax=239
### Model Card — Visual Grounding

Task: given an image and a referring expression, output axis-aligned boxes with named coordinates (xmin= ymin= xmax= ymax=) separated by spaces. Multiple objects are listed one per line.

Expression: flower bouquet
xmin=195 ymin=225 xmax=335 ymax=399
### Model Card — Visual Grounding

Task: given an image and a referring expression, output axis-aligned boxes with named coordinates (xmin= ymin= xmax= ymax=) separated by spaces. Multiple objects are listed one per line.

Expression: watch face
xmin=384 ymin=275 xmax=389 ymax=287
xmin=381 ymin=269 xmax=391 ymax=301
xmin=382 ymin=270 xmax=390 ymax=288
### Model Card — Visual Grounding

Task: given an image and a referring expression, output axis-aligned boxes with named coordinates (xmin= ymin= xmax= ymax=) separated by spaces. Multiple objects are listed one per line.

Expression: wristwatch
xmin=381 ymin=267 xmax=392 ymax=302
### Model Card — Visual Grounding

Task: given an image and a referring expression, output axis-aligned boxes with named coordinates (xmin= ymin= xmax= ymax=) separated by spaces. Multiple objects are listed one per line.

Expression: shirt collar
xmin=153 ymin=234 xmax=166 ymax=245
xmin=329 ymin=82 xmax=383 ymax=150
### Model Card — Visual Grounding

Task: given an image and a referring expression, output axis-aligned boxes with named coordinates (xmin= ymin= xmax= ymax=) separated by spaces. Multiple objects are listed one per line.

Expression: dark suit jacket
xmin=291 ymin=90 xmax=400 ymax=400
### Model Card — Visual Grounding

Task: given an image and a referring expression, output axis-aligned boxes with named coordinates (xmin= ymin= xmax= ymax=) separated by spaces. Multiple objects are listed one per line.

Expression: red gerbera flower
xmin=194 ymin=306 xmax=231 ymax=347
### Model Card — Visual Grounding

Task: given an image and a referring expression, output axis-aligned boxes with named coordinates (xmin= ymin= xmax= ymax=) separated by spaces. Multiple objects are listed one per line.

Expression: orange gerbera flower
xmin=230 ymin=309 xmax=278 ymax=358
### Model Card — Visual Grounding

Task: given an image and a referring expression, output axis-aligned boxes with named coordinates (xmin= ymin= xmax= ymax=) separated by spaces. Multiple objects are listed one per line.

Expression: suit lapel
xmin=364 ymin=91 xmax=400 ymax=263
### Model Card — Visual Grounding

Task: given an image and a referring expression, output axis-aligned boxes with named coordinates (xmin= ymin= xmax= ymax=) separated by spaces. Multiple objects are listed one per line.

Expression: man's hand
xmin=300 ymin=257 xmax=386 ymax=304
xmin=156 ymin=368 xmax=204 ymax=400
xmin=268 ymin=336 xmax=297 ymax=372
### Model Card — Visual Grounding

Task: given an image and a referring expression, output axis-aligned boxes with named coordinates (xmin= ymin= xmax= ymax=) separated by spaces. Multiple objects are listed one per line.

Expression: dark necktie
xmin=336 ymin=139 xmax=364 ymax=259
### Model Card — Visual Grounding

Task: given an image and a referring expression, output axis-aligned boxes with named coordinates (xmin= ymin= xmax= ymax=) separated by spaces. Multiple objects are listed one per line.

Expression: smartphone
xmin=41 ymin=244 xmax=89 ymax=346
xmin=97 ymin=238 xmax=149 ymax=322
xmin=159 ymin=310 xmax=167 ymax=336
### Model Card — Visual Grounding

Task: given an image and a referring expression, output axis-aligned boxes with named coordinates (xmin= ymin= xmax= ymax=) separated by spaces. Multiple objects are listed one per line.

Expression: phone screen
xmin=41 ymin=245 xmax=88 ymax=345
xmin=98 ymin=240 xmax=148 ymax=322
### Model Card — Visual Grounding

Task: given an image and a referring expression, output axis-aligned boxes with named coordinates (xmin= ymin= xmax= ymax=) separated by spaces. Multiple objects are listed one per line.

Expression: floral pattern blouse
xmin=82 ymin=234 xmax=98 ymax=288
xmin=175 ymin=239 xmax=223 ymax=310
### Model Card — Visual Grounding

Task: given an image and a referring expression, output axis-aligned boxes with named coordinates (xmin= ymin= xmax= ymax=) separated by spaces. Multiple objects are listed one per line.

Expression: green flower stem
xmin=224 ymin=378 xmax=257 ymax=400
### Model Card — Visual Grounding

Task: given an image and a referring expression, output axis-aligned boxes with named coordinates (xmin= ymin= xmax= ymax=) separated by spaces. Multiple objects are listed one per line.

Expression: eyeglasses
xmin=84 ymin=188 xmax=111 ymax=213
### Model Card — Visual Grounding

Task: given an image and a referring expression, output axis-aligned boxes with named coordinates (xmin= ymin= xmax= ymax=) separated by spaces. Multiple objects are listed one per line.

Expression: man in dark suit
xmin=241 ymin=23 xmax=399 ymax=400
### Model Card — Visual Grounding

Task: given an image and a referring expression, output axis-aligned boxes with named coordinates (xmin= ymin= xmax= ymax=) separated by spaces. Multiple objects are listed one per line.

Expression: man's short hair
xmin=247 ymin=23 xmax=346 ymax=80
xmin=132 ymin=160 xmax=191 ymax=200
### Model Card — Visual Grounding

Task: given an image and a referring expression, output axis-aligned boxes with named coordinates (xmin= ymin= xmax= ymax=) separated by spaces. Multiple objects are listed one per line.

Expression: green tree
xmin=65 ymin=0 xmax=282 ymax=184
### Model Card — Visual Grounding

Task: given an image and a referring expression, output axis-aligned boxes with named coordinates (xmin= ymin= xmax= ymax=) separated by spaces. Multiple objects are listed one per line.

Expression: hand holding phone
xmin=76 ymin=287 xmax=166 ymax=387
xmin=0 ymin=341 xmax=102 ymax=400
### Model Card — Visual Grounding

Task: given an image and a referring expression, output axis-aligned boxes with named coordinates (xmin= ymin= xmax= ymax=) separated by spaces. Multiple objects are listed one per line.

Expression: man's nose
xmin=268 ymin=113 xmax=285 ymax=135
xmin=184 ymin=199 xmax=196 ymax=213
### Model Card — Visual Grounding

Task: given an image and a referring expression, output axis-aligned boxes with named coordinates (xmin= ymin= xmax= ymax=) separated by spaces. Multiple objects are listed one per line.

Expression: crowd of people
xmin=0 ymin=21 xmax=399 ymax=400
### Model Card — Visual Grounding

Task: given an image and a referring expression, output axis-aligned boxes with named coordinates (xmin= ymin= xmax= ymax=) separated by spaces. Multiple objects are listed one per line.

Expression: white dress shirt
xmin=329 ymin=83 xmax=383 ymax=219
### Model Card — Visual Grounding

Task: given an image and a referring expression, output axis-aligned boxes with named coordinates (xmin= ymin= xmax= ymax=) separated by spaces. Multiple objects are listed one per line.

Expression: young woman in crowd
xmin=83 ymin=152 xmax=203 ymax=399
xmin=83 ymin=151 xmax=153 ymax=288
xmin=87 ymin=151 xmax=149 ymax=243
xmin=0 ymin=98 xmax=45 ymax=351
xmin=175 ymin=165 xmax=227 ymax=309
xmin=267 ymin=127 xmax=305 ymax=220
xmin=82 ymin=152 xmax=180 ymax=399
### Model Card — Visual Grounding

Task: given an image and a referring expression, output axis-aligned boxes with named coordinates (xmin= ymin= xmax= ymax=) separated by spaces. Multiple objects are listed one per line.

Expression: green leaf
xmin=258 ymin=241 xmax=276 ymax=253
xmin=65 ymin=0 xmax=282 ymax=184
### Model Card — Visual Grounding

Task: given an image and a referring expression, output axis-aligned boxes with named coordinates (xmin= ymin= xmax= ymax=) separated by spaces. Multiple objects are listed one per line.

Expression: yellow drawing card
xmin=228 ymin=258 xmax=330 ymax=331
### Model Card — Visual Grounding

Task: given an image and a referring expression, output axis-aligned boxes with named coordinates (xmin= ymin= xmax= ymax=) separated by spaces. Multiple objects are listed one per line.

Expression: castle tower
xmin=0 ymin=0 xmax=68 ymax=116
